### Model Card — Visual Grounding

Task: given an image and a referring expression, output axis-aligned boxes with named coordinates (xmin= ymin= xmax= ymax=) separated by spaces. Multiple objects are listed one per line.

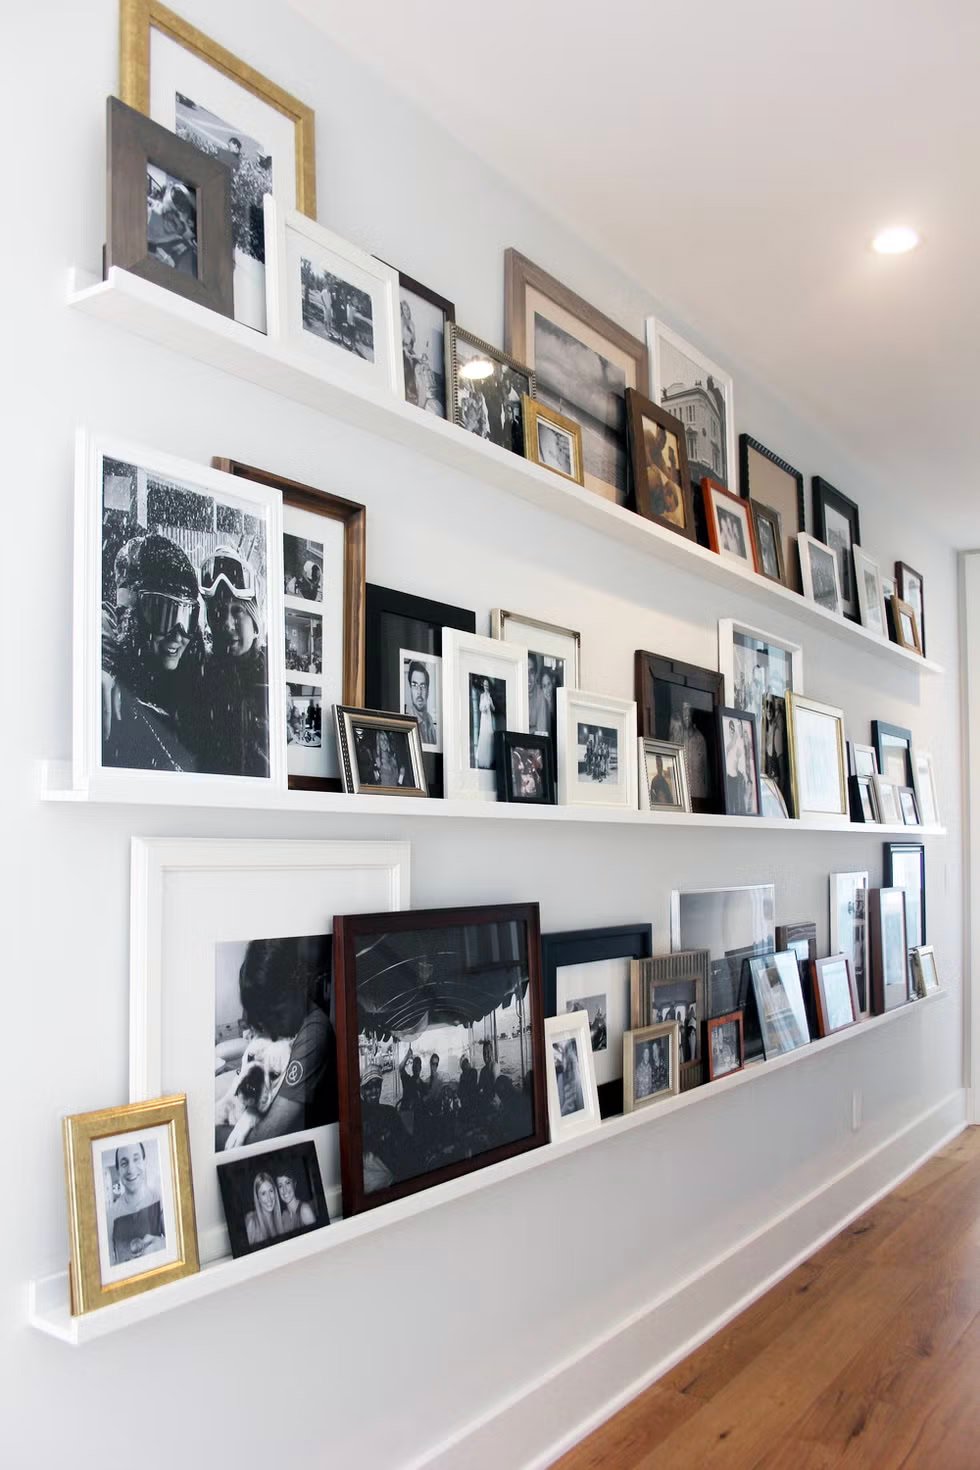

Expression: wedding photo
xmin=469 ymin=673 xmax=507 ymax=769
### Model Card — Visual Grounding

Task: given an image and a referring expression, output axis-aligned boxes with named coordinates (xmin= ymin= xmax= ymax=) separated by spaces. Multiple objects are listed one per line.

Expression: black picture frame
xmin=883 ymin=841 xmax=926 ymax=949
xmin=849 ymin=774 xmax=879 ymax=824
xmin=494 ymin=731 xmax=556 ymax=804
xmin=776 ymin=921 xmax=819 ymax=1037
xmin=542 ymin=924 xmax=654 ymax=1118
xmin=635 ymin=651 xmax=724 ymax=813
xmin=397 ymin=271 xmax=455 ymax=420
xmin=812 ymin=477 xmax=862 ymax=622
xmin=738 ymin=435 xmax=806 ymax=592
xmin=896 ymin=560 xmax=926 ymax=656
xmin=717 ymin=707 xmax=762 ymax=817
xmin=872 ymin=720 xmax=915 ymax=789
xmin=217 ymin=1141 xmax=329 ymax=1258
xmin=365 ymin=585 xmax=476 ymax=798
xmin=106 ymin=95 xmax=233 ymax=317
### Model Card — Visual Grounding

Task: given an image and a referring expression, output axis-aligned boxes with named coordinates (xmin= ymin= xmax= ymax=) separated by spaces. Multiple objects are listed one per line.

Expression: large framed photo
xmin=265 ymin=197 xmax=403 ymax=395
xmin=626 ymin=388 xmax=696 ymax=540
xmin=853 ymin=546 xmax=889 ymax=640
xmin=797 ymin=533 xmax=843 ymax=615
xmin=718 ymin=707 xmax=762 ymax=817
xmin=829 ymin=871 xmax=870 ymax=1016
xmin=129 ymin=837 xmax=409 ymax=1256
xmin=505 ymin=249 xmax=648 ymax=504
xmin=333 ymin=904 xmax=547 ymax=1215
xmin=544 ymin=1012 xmax=601 ymax=1143
xmin=785 ymin=692 xmax=848 ymax=821
xmin=647 ymin=317 xmax=735 ymax=489
xmin=703 ymin=478 xmax=758 ymax=570
xmin=738 ymin=435 xmax=805 ymax=592
xmin=872 ymin=720 xmax=915 ymax=789
xmin=334 ymin=707 xmax=428 ymax=797
xmin=896 ymin=561 xmax=926 ymax=655
xmin=214 ymin=458 xmax=366 ymax=791
xmin=747 ymin=952 xmax=811 ymax=1058
xmin=630 ymin=952 xmax=708 ymax=1091
xmin=671 ymin=884 xmax=776 ymax=1054
xmin=635 ymin=651 xmax=724 ymax=813
xmin=63 ymin=1095 xmax=198 ymax=1315
xmin=75 ymin=430 xmax=285 ymax=794
xmin=557 ymin=689 xmax=638 ymax=809
xmin=490 ymin=609 xmax=581 ymax=755
xmin=869 ymin=887 xmax=912 ymax=1014
xmin=812 ymin=477 xmax=862 ymax=621
xmin=442 ymin=629 xmax=529 ymax=800
xmin=638 ymin=738 xmax=691 ymax=813
xmin=217 ymin=1140 xmax=328 ymax=1258
xmin=623 ymin=1022 xmax=680 ymax=1112
xmin=446 ymin=324 xmax=535 ymax=455
xmin=718 ymin=620 xmax=802 ymax=817
xmin=884 ymin=841 xmax=926 ymax=949
xmin=523 ymin=398 xmax=585 ymax=485
xmin=397 ymin=272 xmax=454 ymax=418
xmin=121 ymin=0 xmax=315 ymax=332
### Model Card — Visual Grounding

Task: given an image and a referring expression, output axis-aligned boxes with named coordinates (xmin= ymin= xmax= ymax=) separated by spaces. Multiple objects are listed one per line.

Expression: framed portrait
xmin=63 ymin=1095 xmax=198 ymax=1315
xmin=911 ymin=945 xmax=940 ymax=998
xmin=214 ymin=458 xmax=365 ymax=792
xmin=333 ymin=903 xmax=547 ymax=1214
xmin=446 ymin=324 xmax=535 ymax=455
xmin=912 ymin=750 xmax=941 ymax=827
xmin=106 ymin=96 xmax=233 ymax=317
xmin=442 ymin=629 xmax=529 ymax=801
xmin=638 ymin=738 xmax=691 ymax=814
xmin=623 ymin=1022 xmax=680 ymax=1112
xmin=490 ymin=609 xmax=581 ymax=756
xmin=747 ymin=952 xmax=811 ymax=1059
xmin=505 ymin=249 xmax=648 ymax=504
xmin=334 ymin=707 xmax=428 ymax=798
xmin=853 ymin=546 xmax=889 ymax=640
xmin=544 ymin=1012 xmax=601 ymax=1143
xmin=670 ymin=885 xmax=776 ymax=1045
xmin=718 ymin=707 xmax=762 ymax=817
xmin=761 ymin=776 xmax=789 ymax=818
xmin=74 ymin=430 xmax=285 ymax=795
xmin=891 ymin=597 xmax=923 ymax=655
xmin=869 ymin=887 xmax=912 ymax=1014
xmin=129 ymin=836 xmax=409 ymax=1256
xmin=702 ymin=478 xmax=758 ymax=570
xmin=898 ymin=786 xmax=921 ymax=826
xmin=397 ymin=272 xmax=454 ymax=418
xmin=629 ymin=952 xmax=708 ymax=1091
xmin=121 ymin=0 xmax=315 ymax=331
xmin=523 ymin=398 xmax=585 ymax=485
xmin=264 ymin=197 xmax=403 ymax=395
xmin=749 ymin=501 xmax=788 ymax=586
xmin=625 ymin=388 xmax=696 ymax=540
xmin=797 ymin=532 xmax=843 ymax=615
xmin=365 ymin=585 xmax=475 ymax=798
xmin=635 ymin=651 xmax=724 ymax=814
xmin=872 ymin=721 xmax=915 ymax=788
xmin=542 ymin=924 xmax=653 ymax=1117
xmin=218 ymin=1140 xmax=328 ymax=1258
xmin=829 ymin=871 xmax=870 ymax=1016
xmin=812 ymin=477 xmax=861 ymax=620
xmin=850 ymin=774 xmax=879 ymax=824
xmin=706 ymin=1011 xmax=745 ymax=1080
xmin=556 ymin=689 xmax=638 ymax=809
xmin=813 ymin=956 xmax=860 ymax=1037
xmin=738 ymin=435 xmax=806 ymax=593
xmin=896 ymin=561 xmax=926 ymax=655
xmin=718 ymin=620 xmax=802 ymax=817
xmin=647 ymin=317 xmax=735 ymax=489
xmin=873 ymin=774 xmax=902 ymax=825
xmin=849 ymin=741 xmax=879 ymax=779
xmin=494 ymin=731 xmax=556 ymax=804
xmin=884 ymin=841 xmax=926 ymax=949
xmin=785 ymin=692 xmax=848 ymax=821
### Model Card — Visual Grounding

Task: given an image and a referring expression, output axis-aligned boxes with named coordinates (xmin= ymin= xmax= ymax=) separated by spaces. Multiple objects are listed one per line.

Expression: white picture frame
xmin=264 ymin=196 xmax=404 ymax=396
xmin=785 ymin=692 xmax=848 ymax=822
xmin=544 ymin=1012 xmax=601 ymax=1143
xmin=441 ymin=629 xmax=529 ymax=800
xmin=557 ymin=689 xmax=638 ymax=809
xmin=912 ymin=750 xmax=941 ymax=827
xmin=911 ymin=945 xmax=940 ymax=997
xmin=129 ymin=837 xmax=410 ymax=1259
xmin=646 ymin=316 xmax=736 ymax=490
xmin=853 ymin=545 xmax=889 ymax=639
xmin=797 ymin=532 xmax=843 ymax=615
xmin=873 ymin=774 xmax=902 ymax=824
xmin=718 ymin=619 xmax=803 ymax=712
xmin=829 ymin=870 xmax=870 ymax=1017
xmin=73 ymin=428 xmax=286 ymax=799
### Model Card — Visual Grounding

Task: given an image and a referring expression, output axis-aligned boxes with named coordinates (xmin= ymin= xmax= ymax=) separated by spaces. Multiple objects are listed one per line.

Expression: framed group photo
xmin=446 ymin=325 xmax=535 ymax=455
xmin=557 ymin=689 xmax=637 ymax=809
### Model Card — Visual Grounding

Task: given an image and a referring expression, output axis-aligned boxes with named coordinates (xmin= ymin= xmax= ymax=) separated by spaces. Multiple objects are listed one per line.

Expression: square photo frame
xmin=446 ymin=324 xmax=535 ymax=456
xmin=442 ymin=629 xmax=529 ymax=801
xmin=557 ymin=689 xmax=638 ymax=809
xmin=648 ymin=317 xmax=736 ymax=488
xmin=626 ymin=388 xmax=696 ymax=540
xmin=334 ymin=707 xmax=428 ymax=798
xmin=544 ymin=1012 xmax=601 ymax=1143
xmin=495 ymin=731 xmax=555 ymax=804
xmin=623 ymin=1022 xmax=680 ymax=1112
xmin=638 ymin=738 xmax=691 ymax=814
xmin=523 ymin=398 xmax=585 ymax=484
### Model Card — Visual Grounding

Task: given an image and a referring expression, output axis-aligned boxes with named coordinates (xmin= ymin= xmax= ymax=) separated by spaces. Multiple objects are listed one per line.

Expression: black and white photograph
xmin=812 ymin=480 xmax=862 ymax=619
xmin=401 ymin=649 xmax=440 ymax=750
xmin=217 ymin=1141 xmax=329 ymax=1258
xmin=301 ymin=258 xmax=375 ymax=361
xmin=469 ymin=673 xmax=507 ymax=769
xmin=646 ymin=980 xmax=700 ymax=1063
xmin=624 ymin=1024 xmax=677 ymax=1111
xmin=537 ymin=417 xmax=574 ymax=476
xmin=671 ymin=884 xmax=775 ymax=1030
xmin=748 ymin=952 xmax=811 ymax=1058
xmin=97 ymin=1130 xmax=175 ymax=1283
xmin=534 ymin=315 xmax=628 ymax=495
xmin=897 ymin=562 xmax=926 ymax=653
xmin=822 ymin=502 xmax=855 ymax=606
xmin=854 ymin=546 xmax=887 ymax=637
xmin=286 ymin=684 xmax=321 ymax=748
xmin=757 ymin=517 xmax=781 ymax=580
xmin=720 ymin=711 xmax=761 ymax=816
xmin=175 ymin=90 xmax=271 ymax=267
xmin=644 ymin=746 xmax=686 ymax=809
xmin=654 ymin=328 xmax=732 ymax=486
xmin=283 ymin=533 xmax=323 ymax=602
xmin=510 ymin=742 xmax=547 ymax=799
xmin=565 ymin=993 xmax=607 ymax=1052
xmin=285 ymin=608 xmax=323 ymax=674
xmin=806 ymin=539 xmax=842 ymax=612
xmin=708 ymin=1016 xmax=743 ymax=1079
xmin=400 ymin=283 xmax=450 ymax=417
xmin=450 ymin=329 xmax=532 ymax=455
xmin=352 ymin=724 xmax=413 ymax=788
xmin=528 ymin=650 xmax=564 ymax=746
xmin=830 ymin=871 xmax=869 ymax=1013
xmin=99 ymin=455 xmax=272 ymax=779
xmin=717 ymin=504 xmax=748 ymax=559
xmin=543 ymin=1012 xmax=600 ymax=1140
xmin=634 ymin=1034 xmax=670 ymax=1099
xmin=666 ymin=692 xmax=715 ymax=806
xmin=551 ymin=1035 xmax=585 ymax=1116
xmin=214 ymin=934 xmax=336 ymax=1154
xmin=728 ymin=627 xmax=795 ymax=811
xmin=146 ymin=163 xmax=198 ymax=276
xmin=576 ymin=722 xmax=619 ymax=785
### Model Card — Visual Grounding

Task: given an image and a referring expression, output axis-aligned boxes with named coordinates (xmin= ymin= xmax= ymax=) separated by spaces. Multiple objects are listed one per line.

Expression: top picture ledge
xmin=68 ymin=267 xmax=944 ymax=677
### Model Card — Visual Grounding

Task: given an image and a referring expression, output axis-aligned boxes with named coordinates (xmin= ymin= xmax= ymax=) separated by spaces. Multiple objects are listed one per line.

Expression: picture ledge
xmin=28 ymin=988 xmax=947 ymax=1345
xmin=66 ymin=267 xmax=944 ymax=677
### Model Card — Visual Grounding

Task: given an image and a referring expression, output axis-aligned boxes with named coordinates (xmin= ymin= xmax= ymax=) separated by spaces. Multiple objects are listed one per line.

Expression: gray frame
xmin=629 ymin=951 xmax=708 ymax=1091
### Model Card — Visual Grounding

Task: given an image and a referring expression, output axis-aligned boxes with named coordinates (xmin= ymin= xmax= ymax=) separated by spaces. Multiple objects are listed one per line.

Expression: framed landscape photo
xmin=491 ymin=610 xmax=581 ymax=756
xmin=442 ymin=629 xmax=529 ymax=801
xmin=557 ymin=689 xmax=637 ymax=809
xmin=785 ymin=692 xmax=847 ymax=821
xmin=750 ymin=501 xmax=788 ymax=586
xmin=747 ymin=952 xmax=811 ymax=1058
xmin=217 ymin=1140 xmax=328 ymax=1257
xmin=523 ymin=398 xmax=585 ymax=485
xmin=739 ymin=435 xmax=806 ymax=592
xmin=333 ymin=903 xmax=547 ymax=1215
xmin=797 ymin=532 xmax=843 ymax=615
xmin=635 ymin=651 xmax=724 ymax=814
xmin=647 ymin=317 xmax=735 ymax=489
xmin=544 ymin=1012 xmax=601 ymax=1143
xmin=505 ymin=249 xmax=648 ymax=504
xmin=494 ymin=731 xmax=555 ymax=804
xmin=812 ymin=956 xmax=860 ymax=1037
xmin=446 ymin=324 xmax=535 ymax=455
xmin=638 ymin=738 xmax=691 ymax=814
xmin=910 ymin=945 xmax=940 ymax=998
xmin=703 ymin=478 xmax=758 ymax=570
xmin=706 ymin=1011 xmax=744 ymax=1080
xmin=884 ymin=840 xmax=926 ymax=949
xmin=853 ymin=546 xmax=889 ymax=640
xmin=626 ymin=388 xmax=696 ymax=540
xmin=891 ymin=597 xmax=923 ymax=655
xmin=869 ymin=887 xmax=912 ymax=1014
xmin=718 ymin=708 xmax=762 ymax=817
xmin=873 ymin=721 xmax=915 ymax=789
xmin=829 ymin=871 xmax=870 ymax=1015
xmin=629 ymin=952 xmax=708 ymax=1091
xmin=718 ymin=620 xmax=802 ymax=817
xmin=334 ymin=707 xmax=427 ymax=798
xmin=397 ymin=272 xmax=454 ymax=418
xmin=896 ymin=561 xmax=926 ymax=655
xmin=812 ymin=477 xmax=862 ymax=621
xmin=623 ymin=1022 xmax=680 ymax=1111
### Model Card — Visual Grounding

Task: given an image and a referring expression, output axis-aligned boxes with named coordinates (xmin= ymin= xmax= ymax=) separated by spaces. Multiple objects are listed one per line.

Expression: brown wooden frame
xmin=106 ymin=95 xmax=233 ymax=316
xmin=629 ymin=952 xmax=708 ymax=1092
xmin=705 ymin=1010 xmax=745 ymax=1081
xmin=635 ymin=651 xmax=724 ymax=814
xmin=890 ymin=596 xmax=923 ymax=655
xmin=749 ymin=500 xmax=788 ymax=586
xmin=625 ymin=388 xmax=696 ymax=540
xmin=334 ymin=903 xmax=547 ymax=1216
xmin=702 ymin=477 xmax=759 ymax=569
xmin=812 ymin=955 xmax=860 ymax=1037
xmin=869 ymin=887 xmax=912 ymax=1014
xmin=895 ymin=560 xmax=926 ymax=654
xmin=213 ymin=458 xmax=366 ymax=790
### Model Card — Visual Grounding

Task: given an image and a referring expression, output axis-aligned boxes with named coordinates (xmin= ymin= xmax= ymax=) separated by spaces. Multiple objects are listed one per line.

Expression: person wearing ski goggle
xmin=198 ymin=545 xmax=270 ymax=779
xmin=200 ymin=546 xmax=261 ymax=660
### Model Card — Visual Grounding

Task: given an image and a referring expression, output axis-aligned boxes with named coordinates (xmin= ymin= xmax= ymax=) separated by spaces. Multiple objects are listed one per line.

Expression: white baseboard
xmin=414 ymin=1089 xmax=968 ymax=1470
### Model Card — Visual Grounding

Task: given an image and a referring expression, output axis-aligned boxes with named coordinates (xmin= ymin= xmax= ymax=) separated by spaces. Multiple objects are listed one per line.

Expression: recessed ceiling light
xmin=871 ymin=226 xmax=921 ymax=255
xmin=459 ymin=357 xmax=494 ymax=381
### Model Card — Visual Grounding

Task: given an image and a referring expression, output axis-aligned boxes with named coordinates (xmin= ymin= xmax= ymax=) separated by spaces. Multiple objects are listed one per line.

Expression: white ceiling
xmin=290 ymin=0 xmax=980 ymax=545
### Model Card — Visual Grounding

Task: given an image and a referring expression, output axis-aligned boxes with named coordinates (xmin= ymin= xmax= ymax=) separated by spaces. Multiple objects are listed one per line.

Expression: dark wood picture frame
xmin=214 ymin=458 xmax=366 ymax=793
xmin=738 ymin=435 xmax=805 ymax=592
xmin=629 ymin=951 xmax=708 ymax=1092
xmin=107 ymin=95 xmax=233 ymax=317
xmin=634 ymin=651 xmax=724 ymax=814
xmin=542 ymin=924 xmax=654 ymax=1118
xmin=883 ymin=840 xmax=926 ymax=948
xmin=625 ymin=388 xmax=697 ymax=540
xmin=868 ymin=887 xmax=912 ymax=1014
xmin=872 ymin=720 xmax=915 ymax=789
xmin=396 ymin=271 xmax=455 ymax=419
xmin=445 ymin=323 xmax=535 ymax=455
xmin=494 ymin=731 xmax=556 ymax=805
xmin=717 ymin=707 xmax=762 ymax=817
xmin=812 ymin=476 xmax=862 ymax=622
xmin=896 ymin=560 xmax=926 ymax=655
xmin=891 ymin=596 xmax=923 ymax=655
xmin=334 ymin=903 xmax=547 ymax=1216
xmin=749 ymin=501 xmax=788 ymax=585
xmin=705 ymin=1010 xmax=745 ymax=1081
xmin=217 ymin=1140 xmax=329 ymax=1258
xmin=703 ymin=478 xmax=759 ymax=570
xmin=812 ymin=956 xmax=860 ymax=1037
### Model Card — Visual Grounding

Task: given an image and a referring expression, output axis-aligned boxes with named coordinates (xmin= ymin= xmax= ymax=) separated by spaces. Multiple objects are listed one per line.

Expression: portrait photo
xmin=624 ymin=1022 xmax=679 ymax=1111
xmin=641 ymin=412 xmax=687 ymax=527
xmin=146 ymin=162 xmax=198 ymax=275
xmin=725 ymin=623 xmax=798 ymax=814
xmin=756 ymin=515 xmax=781 ymax=580
xmin=283 ymin=532 xmax=324 ymax=602
xmin=399 ymin=279 xmax=452 ymax=418
xmin=353 ymin=724 xmax=413 ymax=788
xmin=720 ymin=710 xmax=761 ymax=816
xmin=469 ymin=673 xmax=507 ymax=770
xmin=707 ymin=1013 xmax=744 ymax=1079
xmin=95 ymin=1126 xmax=179 ymax=1285
xmin=648 ymin=750 xmax=678 ymax=806
xmin=552 ymin=1035 xmax=585 ymax=1116
xmin=799 ymin=535 xmax=842 ymax=614
xmin=286 ymin=684 xmax=322 ymax=748
xmin=527 ymin=651 xmax=564 ymax=746
xmin=401 ymin=649 xmax=441 ymax=751
xmin=637 ymin=653 xmax=724 ymax=813
xmin=717 ymin=504 xmax=747 ymax=558
xmin=218 ymin=1141 xmax=328 ymax=1257
xmin=285 ymin=608 xmax=323 ymax=675
xmin=822 ymin=502 xmax=855 ymax=605
xmin=538 ymin=418 xmax=573 ymax=476
xmin=576 ymin=722 xmax=619 ymax=785
xmin=449 ymin=327 xmax=533 ymax=456
xmin=543 ymin=1011 xmax=600 ymax=1141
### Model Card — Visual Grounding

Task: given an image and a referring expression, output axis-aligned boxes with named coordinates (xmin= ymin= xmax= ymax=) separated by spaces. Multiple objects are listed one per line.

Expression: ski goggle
xmin=136 ymin=590 xmax=200 ymax=639
xmin=199 ymin=551 xmax=256 ymax=601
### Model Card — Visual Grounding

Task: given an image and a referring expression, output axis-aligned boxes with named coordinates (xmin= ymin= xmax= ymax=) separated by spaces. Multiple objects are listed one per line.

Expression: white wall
xmin=1 ymin=3 xmax=965 ymax=1466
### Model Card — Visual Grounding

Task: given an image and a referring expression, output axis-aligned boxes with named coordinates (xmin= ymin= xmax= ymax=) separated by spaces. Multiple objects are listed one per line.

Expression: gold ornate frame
xmin=521 ymin=397 xmax=585 ymax=485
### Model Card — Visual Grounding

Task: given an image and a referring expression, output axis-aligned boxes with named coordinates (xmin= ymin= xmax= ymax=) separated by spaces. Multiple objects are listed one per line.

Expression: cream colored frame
xmin=622 ymin=1020 xmax=680 ymax=1112
xmin=785 ymin=691 xmax=848 ymax=820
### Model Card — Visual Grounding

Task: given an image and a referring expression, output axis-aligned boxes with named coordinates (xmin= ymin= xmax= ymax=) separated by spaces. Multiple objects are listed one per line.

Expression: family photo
xmin=352 ymin=723 xmax=414 ymax=788
xmin=301 ymin=257 xmax=375 ymax=361
xmin=286 ymin=685 xmax=321 ymax=747
xmin=453 ymin=335 xmax=528 ymax=453
xmin=469 ymin=673 xmax=507 ymax=769
xmin=218 ymin=1141 xmax=327 ymax=1257
xmin=283 ymin=533 xmax=323 ymax=602
xmin=577 ymin=723 xmax=618 ymax=784
xmin=98 ymin=1131 xmax=172 ymax=1281
xmin=647 ymin=981 xmax=699 ymax=1063
xmin=402 ymin=650 xmax=440 ymax=749
xmin=400 ymin=287 xmax=448 ymax=417
xmin=146 ymin=163 xmax=198 ymax=276
xmin=642 ymin=413 xmax=687 ymax=527
xmin=632 ymin=1033 xmax=671 ymax=1102
xmin=285 ymin=608 xmax=323 ymax=674
xmin=533 ymin=313 xmax=628 ymax=497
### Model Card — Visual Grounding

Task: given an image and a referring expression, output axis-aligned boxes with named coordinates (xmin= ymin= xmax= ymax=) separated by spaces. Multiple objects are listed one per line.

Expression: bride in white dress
xmin=476 ymin=678 xmax=495 ymax=768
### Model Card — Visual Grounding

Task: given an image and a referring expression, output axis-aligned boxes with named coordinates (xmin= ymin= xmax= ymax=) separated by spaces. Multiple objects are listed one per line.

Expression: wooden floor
xmin=556 ymin=1126 xmax=980 ymax=1470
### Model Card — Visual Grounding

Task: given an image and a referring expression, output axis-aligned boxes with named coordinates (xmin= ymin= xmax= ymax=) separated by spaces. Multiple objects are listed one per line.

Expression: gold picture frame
xmin=63 ymin=1094 xmax=199 ymax=1316
xmin=522 ymin=397 xmax=585 ymax=485
xmin=785 ymin=691 xmax=848 ymax=820
xmin=622 ymin=1020 xmax=680 ymax=1112
xmin=890 ymin=595 xmax=923 ymax=655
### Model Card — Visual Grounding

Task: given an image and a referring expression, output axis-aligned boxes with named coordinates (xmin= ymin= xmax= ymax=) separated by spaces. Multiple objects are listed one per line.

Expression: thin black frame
xmin=896 ymin=560 xmax=926 ymax=656
xmin=883 ymin=840 xmax=926 ymax=948
xmin=872 ymin=720 xmax=915 ymax=789
xmin=812 ymin=477 xmax=862 ymax=622
xmin=717 ymin=706 xmax=763 ymax=816
xmin=494 ymin=730 xmax=556 ymax=804
xmin=397 ymin=271 xmax=456 ymax=420
xmin=217 ymin=1141 xmax=329 ymax=1259
xmin=542 ymin=924 xmax=654 ymax=1118
xmin=849 ymin=774 xmax=879 ymax=824
xmin=747 ymin=952 xmax=811 ymax=1059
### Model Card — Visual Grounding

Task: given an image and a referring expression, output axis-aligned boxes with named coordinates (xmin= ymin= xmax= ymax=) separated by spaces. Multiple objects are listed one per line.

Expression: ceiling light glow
xmin=459 ymin=357 xmax=494 ymax=381
xmin=871 ymin=226 xmax=921 ymax=256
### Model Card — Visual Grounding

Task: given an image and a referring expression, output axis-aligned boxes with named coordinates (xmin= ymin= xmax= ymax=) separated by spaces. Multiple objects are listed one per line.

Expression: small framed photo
xmin=495 ymin=731 xmax=556 ymax=804
xmin=638 ymin=738 xmax=691 ymax=813
xmin=625 ymin=388 xmax=696 ymax=540
xmin=63 ymin=1095 xmax=199 ymax=1316
xmin=849 ymin=741 xmax=879 ymax=778
xmin=749 ymin=500 xmax=788 ymax=586
xmin=702 ymin=478 xmax=758 ymax=570
xmin=491 ymin=609 xmax=581 ymax=755
xmin=898 ymin=786 xmax=921 ymax=826
xmin=397 ymin=271 xmax=454 ymax=418
xmin=891 ymin=596 xmax=923 ymax=654
xmin=747 ymin=952 xmax=811 ymax=1058
xmin=896 ymin=561 xmax=926 ymax=654
xmin=446 ymin=324 xmax=535 ymax=455
xmin=544 ymin=1012 xmax=601 ymax=1142
xmin=812 ymin=956 xmax=860 ymax=1036
xmin=623 ymin=1022 xmax=680 ymax=1112
xmin=760 ymin=775 xmax=789 ymax=818
xmin=812 ymin=477 xmax=862 ymax=621
xmin=849 ymin=774 xmax=878 ymax=822
xmin=853 ymin=546 xmax=889 ymax=639
xmin=647 ymin=317 xmax=736 ymax=488
xmin=739 ymin=436 xmax=805 ymax=592
xmin=334 ymin=707 xmax=427 ymax=797
xmin=785 ymin=692 xmax=848 ymax=821
xmin=910 ymin=945 xmax=940 ymax=998
xmin=629 ymin=952 xmax=707 ymax=1090
xmin=557 ymin=689 xmax=638 ymax=809
xmin=912 ymin=751 xmax=941 ymax=827
xmin=718 ymin=707 xmax=762 ymax=816
xmin=217 ymin=1141 xmax=328 ymax=1257
xmin=523 ymin=397 xmax=585 ymax=484
xmin=829 ymin=871 xmax=870 ymax=1015
xmin=705 ymin=1011 xmax=745 ymax=1080
xmin=442 ymin=629 xmax=529 ymax=801
xmin=797 ymin=532 xmax=843 ymax=615
xmin=872 ymin=774 xmax=902 ymax=825
xmin=869 ymin=887 xmax=912 ymax=1013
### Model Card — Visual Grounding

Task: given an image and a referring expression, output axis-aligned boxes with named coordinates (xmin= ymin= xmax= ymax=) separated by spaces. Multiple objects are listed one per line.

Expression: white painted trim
xmin=961 ymin=552 xmax=980 ymax=1125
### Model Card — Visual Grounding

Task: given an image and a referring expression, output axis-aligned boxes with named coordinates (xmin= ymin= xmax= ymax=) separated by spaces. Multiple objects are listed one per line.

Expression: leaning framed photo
xmin=702 ymin=478 xmax=759 ymax=571
xmin=706 ymin=1012 xmax=745 ymax=1081
xmin=334 ymin=707 xmax=428 ymax=797
xmin=718 ymin=620 xmax=802 ymax=817
xmin=396 ymin=271 xmax=454 ymax=418
xmin=629 ymin=952 xmax=708 ymax=1091
xmin=747 ymin=952 xmax=811 ymax=1058
xmin=912 ymin=750 xmax=941 ymax=827
xmin=829 ymin=871 xmax=870 ymax=1015
xmin=522 ymin=398 xmax=585 ymax=485
xmin=718 ymin=707 xmax=762 ymax=817
xmin=872 ymin=721 xmax=915 ymax=788
xmin=785 ymin=692 xmax=848 ymax=821
xmin=852 ymin=546 xmax=889 ymax=640
xmin=625 ymin=388 xmax=696 ymax=540
xmin=333 ymin=903 xmax=547 ymax=1214
xmin=891 ymin=597 xmax=923 ymax=654
xmin=442 ymin=629 xmax=529 ymax=800
xmin=671 ymin=884 xmax=776 ymax=1034
xmin=797 ymin=532 xmax=843 ymax=615
xmin=883 ymin=840 xmax=926 ymax=948
xmin=635 ymin=651 xmax=724 ymax=814
xmin=556 ymin=689 xmax=638 ymax=809
xmin=638 ymin=738 xmax=691 ymax=813
xmin=749 ymin=501 xmax=788 ymax=586
xmin=647 ymin=317 xmax=735 ymax=489
xmin=896 ymin=561 xmax=926 ymax=654
xmin=490 ymin=610 xmax=581 ymax=755
xmin=738 ymin=435 xmax=806 ymax=592
xmin=868 ymin=887 xmax=912 ymax=1013
xmin=910 ymin=945 xmax=940 ymax=998
xmin=217 ymin=1140 xmax=328 ymax=1257
xmin=812 ymin=477 xmax=862 ymax=621
xmin=63 ymin=1094 xmax=198 ymax=1315
xmin=74 ymin=429 xmax=285 ymax=795
xmin=494 ymin=731 xmax=555 ymax=804
xmin=446 ymin=324 xmax=535 ymax=455
xmin=873 ymin=774 xmax=902 ymax=824
xmin=544 ymin=1012 xmax=601 ymax=1143
xmin=812 ymin=956 xmax=860 ymax=1037
xmin=623 ymin=1022 xmax=680 ymax=1112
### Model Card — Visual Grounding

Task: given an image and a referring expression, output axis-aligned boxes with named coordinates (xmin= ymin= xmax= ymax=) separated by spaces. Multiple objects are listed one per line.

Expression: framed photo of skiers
xmin=557 ymin=688 xmax=637 ymax=809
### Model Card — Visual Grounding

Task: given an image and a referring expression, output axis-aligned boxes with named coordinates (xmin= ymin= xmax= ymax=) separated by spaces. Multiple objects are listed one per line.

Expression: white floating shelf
xmin=29 ymin=988 xmax=947 ymax=1345
xmin=68 ymin=268 xmax=943 ymax=677
xmin=37 ymin=761 xmax=945 ymax=837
